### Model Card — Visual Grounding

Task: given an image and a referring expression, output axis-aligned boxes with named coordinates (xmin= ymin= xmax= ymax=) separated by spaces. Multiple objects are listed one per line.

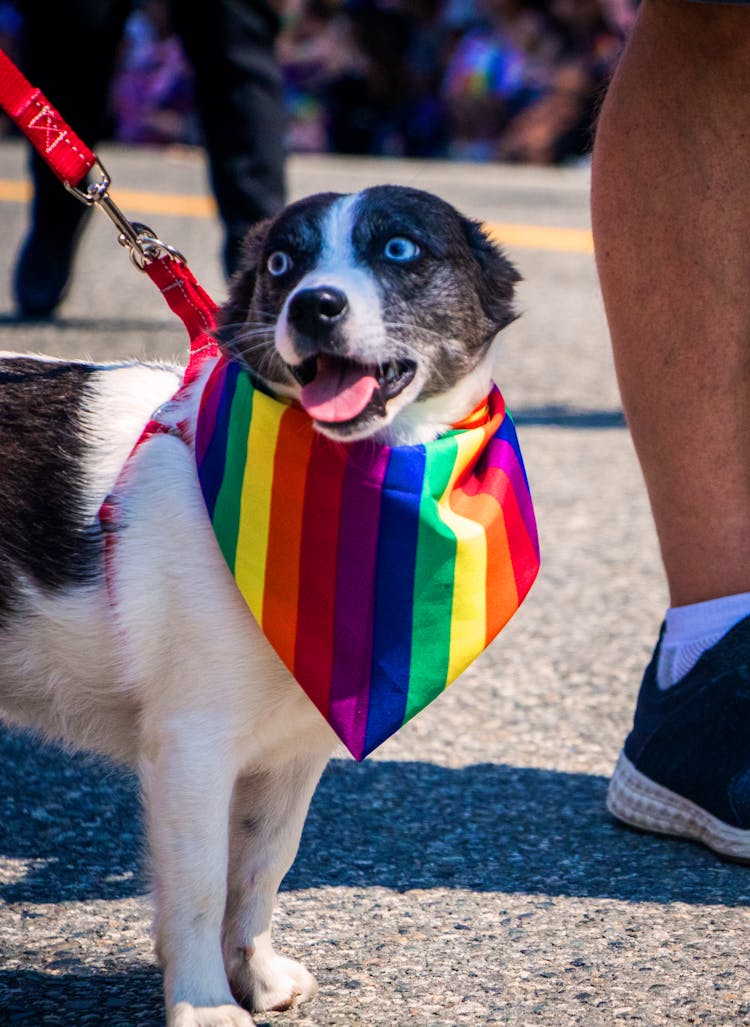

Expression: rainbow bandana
xmin=195 ymin=359 xmax=540 ymax=760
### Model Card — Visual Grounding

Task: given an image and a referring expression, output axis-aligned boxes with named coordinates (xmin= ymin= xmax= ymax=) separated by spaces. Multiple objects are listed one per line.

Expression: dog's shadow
xmin=1 ymin=725 xmax=748 ymax=909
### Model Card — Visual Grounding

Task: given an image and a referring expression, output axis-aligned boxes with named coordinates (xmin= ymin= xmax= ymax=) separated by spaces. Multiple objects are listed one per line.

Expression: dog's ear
xmin=218 ymin=219 xmax=272 ymax=331
xmin=461 ymin=217 xmax=521 ymax=332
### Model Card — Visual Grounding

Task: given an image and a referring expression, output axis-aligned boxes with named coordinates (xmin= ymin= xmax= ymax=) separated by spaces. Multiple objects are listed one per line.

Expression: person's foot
xmin=13 ymin=223 xmax=82 ymax=319
xmin=608 ymin=615 xmax=750 ymax=862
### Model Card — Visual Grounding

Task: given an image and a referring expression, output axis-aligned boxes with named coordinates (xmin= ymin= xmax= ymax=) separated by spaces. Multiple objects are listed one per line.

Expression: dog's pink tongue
xmin=300 ymin=356 xmax=379 ymax=422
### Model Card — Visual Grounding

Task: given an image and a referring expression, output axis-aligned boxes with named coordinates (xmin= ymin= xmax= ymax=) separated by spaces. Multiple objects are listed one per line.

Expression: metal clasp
xmin=64 ymin=159 xmax=185 ymax=271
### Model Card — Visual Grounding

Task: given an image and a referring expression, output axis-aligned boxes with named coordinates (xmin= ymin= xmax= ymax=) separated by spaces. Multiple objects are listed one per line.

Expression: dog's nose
xmin=288 ymin=287 xmax=348 ymax=336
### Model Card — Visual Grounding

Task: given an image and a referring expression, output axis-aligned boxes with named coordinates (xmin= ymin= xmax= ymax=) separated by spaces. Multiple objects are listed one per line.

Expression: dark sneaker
xmin=608 ymin=614 xmax=750 ymax=862
xmin=13 ymin=223 xmax=82 ymax=319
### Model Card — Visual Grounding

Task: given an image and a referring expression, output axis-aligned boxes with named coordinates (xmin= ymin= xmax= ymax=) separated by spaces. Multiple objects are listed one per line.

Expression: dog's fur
xmin=0 ymin=186 xmax=519 ymax=1027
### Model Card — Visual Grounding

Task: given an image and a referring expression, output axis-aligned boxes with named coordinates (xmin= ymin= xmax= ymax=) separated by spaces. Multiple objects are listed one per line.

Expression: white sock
xmin=656 ymin=592 xmax=750 ymax=690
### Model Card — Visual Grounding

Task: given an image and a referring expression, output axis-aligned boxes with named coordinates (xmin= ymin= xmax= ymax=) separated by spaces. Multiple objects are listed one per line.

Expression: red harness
xmin=97 ymin=257 xmax=219 ymax=549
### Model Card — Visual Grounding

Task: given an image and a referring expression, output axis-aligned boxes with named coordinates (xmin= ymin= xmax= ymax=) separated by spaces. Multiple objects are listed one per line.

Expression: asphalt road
xmin=0 ymin=141 xmax=748 ymax=1026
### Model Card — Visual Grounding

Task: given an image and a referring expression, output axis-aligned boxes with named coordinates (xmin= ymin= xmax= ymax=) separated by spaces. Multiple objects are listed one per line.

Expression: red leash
xmin=0 ymin=46 xmax=220 ymax=378
xmin=0 ymin=47 xmax=96 ymax=188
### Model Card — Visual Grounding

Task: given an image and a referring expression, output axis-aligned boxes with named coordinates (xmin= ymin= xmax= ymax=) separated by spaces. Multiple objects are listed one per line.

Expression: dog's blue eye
xmin=267 ymin=251 xmax=293 ymax=277
xmin=384 ymin=237 xmax=420 ymax=263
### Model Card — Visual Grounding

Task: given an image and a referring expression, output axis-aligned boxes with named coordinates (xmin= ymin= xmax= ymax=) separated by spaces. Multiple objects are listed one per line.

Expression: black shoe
xmin=608 ymin=615 xmax=750 ymax=862
xmin=13 ymin=220 xmax=85 ymax=319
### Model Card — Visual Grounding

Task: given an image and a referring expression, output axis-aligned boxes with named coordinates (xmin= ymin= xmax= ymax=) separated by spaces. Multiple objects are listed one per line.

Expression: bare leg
xmin=222 ymin=749 xmax=332 ymax=1012
xmin=597 ymin=1 xmax=750 ymax=861
xmin=591 ymin=0 xmax=750 ymax=606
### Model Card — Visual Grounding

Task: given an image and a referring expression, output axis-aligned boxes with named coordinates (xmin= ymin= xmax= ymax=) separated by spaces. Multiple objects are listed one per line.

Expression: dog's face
xmin=219 ymin=186 xmax=520 ymax=442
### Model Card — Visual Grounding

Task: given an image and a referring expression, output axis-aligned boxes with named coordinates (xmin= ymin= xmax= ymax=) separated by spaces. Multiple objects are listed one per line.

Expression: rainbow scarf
xmin=195 ymin=359 xmax=540 ymax=760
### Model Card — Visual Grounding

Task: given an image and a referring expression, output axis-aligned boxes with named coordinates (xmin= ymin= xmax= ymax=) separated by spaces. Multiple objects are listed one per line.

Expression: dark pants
xmin=18 ymin=0 xmax=287 ymax=276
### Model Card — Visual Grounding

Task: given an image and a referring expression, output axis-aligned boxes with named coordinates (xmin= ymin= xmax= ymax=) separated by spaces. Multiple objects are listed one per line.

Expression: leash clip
xmin=64 ymin=158 xmax=186 ymax=271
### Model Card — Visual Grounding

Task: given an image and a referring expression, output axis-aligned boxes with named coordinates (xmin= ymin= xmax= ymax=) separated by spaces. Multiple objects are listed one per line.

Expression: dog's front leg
xmin=222 ymin=747 xmax=332 ymax=1013
xmin=140 ymin=718 xmax=256 ymax=1027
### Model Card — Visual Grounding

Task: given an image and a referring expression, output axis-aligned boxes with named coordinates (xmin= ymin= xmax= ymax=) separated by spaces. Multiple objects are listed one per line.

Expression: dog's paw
xmin=170 ymin=1000 xmax=257 ymax=1027
xmin=229 ymin=950 xmax=318 ymax=1013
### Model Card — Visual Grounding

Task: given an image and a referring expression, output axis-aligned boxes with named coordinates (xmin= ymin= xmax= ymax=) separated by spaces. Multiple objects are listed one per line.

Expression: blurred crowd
xmin=0 ymin=0 xmax=636 ymax=164
xmin=280 ymin=0 xmax=635 ymax=162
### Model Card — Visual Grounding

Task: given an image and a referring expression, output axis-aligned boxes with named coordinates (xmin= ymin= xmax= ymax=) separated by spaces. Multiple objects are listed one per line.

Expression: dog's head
xmin=218 ymin=186 xmax=520 ymax=443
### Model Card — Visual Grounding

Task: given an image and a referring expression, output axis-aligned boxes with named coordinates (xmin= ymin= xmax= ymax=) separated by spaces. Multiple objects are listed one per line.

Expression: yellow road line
xmin=0 ymin=179 xmax=27 ymax=203
xmin=0 ymin=178 xmax=216 ymax=217
xmin=486 ymin=222 xmax=593 ymax=255
xmin=0 ymin=178 xmax=593 ymax=254
xmin=110 ymin=187 xmax=216 ymax=218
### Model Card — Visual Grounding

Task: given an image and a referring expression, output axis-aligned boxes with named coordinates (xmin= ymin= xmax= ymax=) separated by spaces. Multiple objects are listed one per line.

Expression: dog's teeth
xmin=370 ymin=387 xmax=387 ymax=417
xmin=378 ymin=363 xmax=402 ymax=390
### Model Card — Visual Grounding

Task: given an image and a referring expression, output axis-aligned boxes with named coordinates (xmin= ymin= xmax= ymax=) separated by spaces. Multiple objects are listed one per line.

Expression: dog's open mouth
xmin=288 ymin=354 xmax=416 ymax=425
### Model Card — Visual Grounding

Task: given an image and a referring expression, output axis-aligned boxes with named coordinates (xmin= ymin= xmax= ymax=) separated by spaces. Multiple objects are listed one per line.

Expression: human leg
xmin=591 ymin=0 xmax=750 ymax=858
xmin=13 ymin=0 xmax=130 ymax=317
xmin=592 ymin=0 xmax=750 ymax=608
xmin=172 ymin=0 xmax=287 ymax=277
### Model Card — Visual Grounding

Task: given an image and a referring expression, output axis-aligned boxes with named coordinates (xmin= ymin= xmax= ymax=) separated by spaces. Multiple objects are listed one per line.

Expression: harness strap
xmin=0 ymin=47 xmax=96 ymax=187
xmin=124 ymin=259 xmax=219 ymax=456
xmin=98 ymin=257 xmax=219 ymax=608
xmin=145 ymin=257 xmax=219 ymax=382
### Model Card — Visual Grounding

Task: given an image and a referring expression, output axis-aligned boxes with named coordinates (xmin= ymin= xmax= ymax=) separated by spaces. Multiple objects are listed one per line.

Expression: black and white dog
xmin=0 ymin=186 xmax=519 ymax=1027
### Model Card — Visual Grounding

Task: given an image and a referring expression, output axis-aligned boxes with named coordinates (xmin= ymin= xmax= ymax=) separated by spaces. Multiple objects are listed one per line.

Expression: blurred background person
xmin=12 ymin=0 xmax=286 ymax=318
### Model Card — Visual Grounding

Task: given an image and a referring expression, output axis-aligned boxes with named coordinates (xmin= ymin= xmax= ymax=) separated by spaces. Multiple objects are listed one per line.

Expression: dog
xmin=0 ymin=185 xmax=520 ymax=1027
